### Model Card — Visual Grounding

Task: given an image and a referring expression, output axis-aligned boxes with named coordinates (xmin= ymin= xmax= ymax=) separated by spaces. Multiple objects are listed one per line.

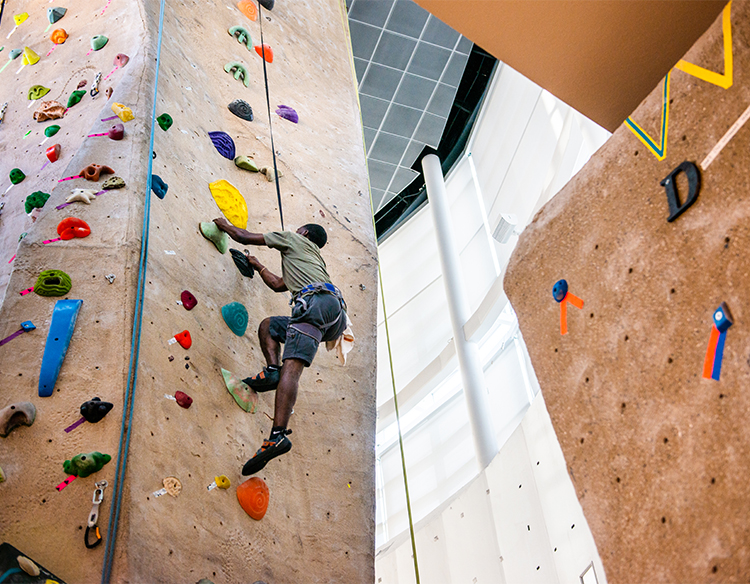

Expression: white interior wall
xmin=374 ymin=59 xmax=611 ymax=581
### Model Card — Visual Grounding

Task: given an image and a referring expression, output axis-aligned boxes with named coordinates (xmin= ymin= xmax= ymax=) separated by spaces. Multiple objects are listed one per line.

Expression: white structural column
xmin=422 ymin=153 xmax=498 ymax=469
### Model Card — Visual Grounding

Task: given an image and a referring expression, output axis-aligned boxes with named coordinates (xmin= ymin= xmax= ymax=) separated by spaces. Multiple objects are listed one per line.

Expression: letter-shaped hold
xmin=39 ymin=299 xmax=83 ymax=397
xmin=661 ymin=161 xmax=701 ymax=222
xmin=0 ymin=402 xmax=36 ymax=437
xmin=224 ymin=62 xmax=249 ymax=87
xmin=228 ymin=26 xmax=253 ymax=49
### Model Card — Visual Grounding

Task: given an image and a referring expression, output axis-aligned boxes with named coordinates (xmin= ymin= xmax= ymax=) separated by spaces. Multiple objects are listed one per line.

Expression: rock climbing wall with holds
xmin=504 ymin=3 xmax=750 ymax=583
xmin=0 ymin=0 xmax=156 ymax=582
xmin=120 ymin=0 xmax=377 ymax=582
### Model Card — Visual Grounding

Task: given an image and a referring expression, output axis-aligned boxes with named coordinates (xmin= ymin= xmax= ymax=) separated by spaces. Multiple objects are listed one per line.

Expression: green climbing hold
xmin=9 ymin=48 xmax=22 ymax=60
xmin=45 ymin=125 xmax=61 ymax=138
xmin=28 ymin=85 xmax=50 ymax=100
xmin=25 ymin=191 xmax=50 ymax=214
xmin=9 ymin=169 xmax=25 ymax=185
xmin=222 ymin=301 xmax=249 ymax=336
xmin=199 ymin=221 xmax=229 ymax=254
xmin=90 ymin=35 xmax=108 ymax=51
xmin=0 ymin=465 xmax=4 ymax=482
xmin=34 ymin=269 xmax=72 ymax=297
xmin=234 ymin=155 xmax=259 ymax=172
xmin=228 ymin=25 xmax=253 ymax=49
xmin=63 ymin=451 xmax=111 ymax=478
xmin=224 ymin=62 xmax=249 ymax=87
xmin=67 ymin=90 xmax=86 ymax=108
xmin=18 ymin=232 xmax=27 ymax=242
xmin=156 ymin=113 xmax=172 ymax=131
xmin=221 ymin=368 xmax=258 ymax=413
xmin=48 ymin=7 xmax=67 ymax=24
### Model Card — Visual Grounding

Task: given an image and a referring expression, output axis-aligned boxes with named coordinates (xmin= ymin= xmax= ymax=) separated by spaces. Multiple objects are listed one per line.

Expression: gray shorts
xmin=269 ymin=292 xmax=347 ymax=366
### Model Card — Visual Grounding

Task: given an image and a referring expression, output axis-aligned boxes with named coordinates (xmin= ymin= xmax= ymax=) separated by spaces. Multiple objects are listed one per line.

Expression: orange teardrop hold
xmin=174 ymin=330 xmax=192 ymax=349
xmin=57 ymin=217 xmax=91 ymax=240
xmin=50 ymin=29 xmax=68 ymax=44
xmin=237 ymin=0 xmax=257 ymax=21
xmin=237 ymin=477 xmax=269 ymax=520
xmin=255 ymin=44 xmax=273 ymax=63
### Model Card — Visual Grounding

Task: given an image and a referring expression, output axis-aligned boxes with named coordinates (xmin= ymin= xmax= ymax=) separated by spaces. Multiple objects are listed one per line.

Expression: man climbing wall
xmin=213 ymin=217 xmax=348 ymax=475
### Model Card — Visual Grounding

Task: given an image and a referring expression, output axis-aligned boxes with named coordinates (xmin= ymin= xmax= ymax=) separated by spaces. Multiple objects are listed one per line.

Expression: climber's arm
xmin=213 ymin=217 xmax=265 ymax=246
xmin=245 ymin=254 xmax=287 ymax=292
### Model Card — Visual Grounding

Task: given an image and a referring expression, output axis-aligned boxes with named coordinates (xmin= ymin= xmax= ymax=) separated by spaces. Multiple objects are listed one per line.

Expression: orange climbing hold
xmin=255 ymin=44 xmax=273 ymax=63
xmin=50 ymin=29 xmax=68 ymax=44
xmin=237 ymin=477 xmax=269 ymax=520
xmin=174 ymin=330 xmax=192 ymax=349
xmin=237 ymin=0 xmax=258 ymax=21
xmin=57 ymin=217 xmax=91 ymax=240
xmin=46 ymin=144 xmax=61 ymax=163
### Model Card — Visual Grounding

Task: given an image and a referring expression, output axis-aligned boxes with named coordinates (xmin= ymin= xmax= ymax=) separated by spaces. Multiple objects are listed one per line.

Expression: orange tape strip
xmin=703 ymin=325 xmax=720 ymax=379
xmin=560 ymin=300 xmax=568 ymax=335
xmin=566 ymin=292 xmax=584 ymax=309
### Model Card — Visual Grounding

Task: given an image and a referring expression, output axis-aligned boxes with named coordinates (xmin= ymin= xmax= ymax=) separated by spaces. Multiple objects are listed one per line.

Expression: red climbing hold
xmin=237 ymin=477 xmax=269 ymax=520
xmin=175 ymin=391 xmax=193 ymax=409
xmin=57 ymin=217 xmax=91 ymax=240
xmin=255 ymin=44 xmax=273 ymax=63
xmin=181 ymin=290 xmax=197 ymax=310
xmin=174 ymin=330 xmax=192 ymax=349
xmin=46 ymin=144 xmax=61 ymax=163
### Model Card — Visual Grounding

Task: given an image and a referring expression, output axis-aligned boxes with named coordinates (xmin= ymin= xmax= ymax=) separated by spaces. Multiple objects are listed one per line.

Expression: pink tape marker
xmin=43 ymin=237 xmax=62 ymax=245
xmin=87 ymin=132 xmax=108 ymax=137
xmin=64 ymin=417 xmax=86 ymax=433
xmin=100 ymin=0 xmax=113 ymax=15
xmin=58 ymin=175 xmax=79 ymax=183
xmin=46 ymin=45 xmax=57 ymax=57
xmin=8 ymin=255 xmax=16 ymax=264
xmin=19 ymin=287 xmax=34 ymax=296
xmin=86 ymin=48 xmax=93 ymax=57
xmin=103 ymin=66 xmax=119 ymax=81
xmin=56 ymin=475 xmax=77 ymax=492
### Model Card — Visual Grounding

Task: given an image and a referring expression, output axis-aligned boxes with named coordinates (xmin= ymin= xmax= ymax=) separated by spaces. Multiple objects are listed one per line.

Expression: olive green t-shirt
xmin=263 ymin=231 xmax=332 ymax=295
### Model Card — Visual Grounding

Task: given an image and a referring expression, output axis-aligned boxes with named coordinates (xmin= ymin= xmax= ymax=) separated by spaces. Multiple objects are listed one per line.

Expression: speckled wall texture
xmin=505 ymin=2 xmax=750 ymax=583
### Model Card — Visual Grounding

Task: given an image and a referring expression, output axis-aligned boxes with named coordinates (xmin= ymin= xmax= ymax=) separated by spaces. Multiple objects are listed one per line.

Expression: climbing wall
xmin=504 ymin=3 xmax=750 ymax=583
xmin=0 ymin=0 xmax=377 ymax=582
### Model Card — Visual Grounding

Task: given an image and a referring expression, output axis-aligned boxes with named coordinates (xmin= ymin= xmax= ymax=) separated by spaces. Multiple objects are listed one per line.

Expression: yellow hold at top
xmin=209 ymin=180 xmax=248 ymax=229
xmin=14 ymin=13 xmax=29 ymax=26
xmin=22 ymin=47 xmax=40 ymax=66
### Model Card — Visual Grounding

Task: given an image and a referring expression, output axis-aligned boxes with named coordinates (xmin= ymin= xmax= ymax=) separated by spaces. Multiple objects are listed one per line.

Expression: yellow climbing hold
xmin=209 ymin=180 xmax=248 ymax=229
xmin=215 ymin=475 xmax=231 ymax=489
xmin=14 ymin=13 xmax=29 ymax=26
xmin=111 ymin=102 xmax=134 ymax=122
xmin=22 ymin=47 xmax=40 ymax=66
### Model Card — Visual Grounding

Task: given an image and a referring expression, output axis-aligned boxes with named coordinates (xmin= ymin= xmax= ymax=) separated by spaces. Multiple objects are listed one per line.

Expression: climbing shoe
xmin=242 ymin=431 xmax=292 ymax=475
xmin=243 ymin=365 xmax=280 ymax=392
xmin=230 ymin=248 xmax=255 ymax=278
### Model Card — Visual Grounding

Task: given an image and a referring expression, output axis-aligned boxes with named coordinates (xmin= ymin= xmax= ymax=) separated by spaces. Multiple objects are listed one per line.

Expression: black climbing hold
xmin=661 ymin=160 xmax=700 ymax=222
xmin=230 ymin=248 xmax=255 ymax=278
xmin=80 ymin=397 xmax=113 ymax=423
xmin=259 ymin=0 xmax=274 ymax=10
xmin=228 ymin=100 xmax=253 ymax=121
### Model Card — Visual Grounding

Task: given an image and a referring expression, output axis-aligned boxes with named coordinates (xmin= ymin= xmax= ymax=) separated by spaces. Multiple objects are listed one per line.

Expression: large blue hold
xmin=151 ymin=174 xmax=168 ymax=199
xmin=39 ymin=299 xmax=82 ymax=397
xmin=221 ymin=302 xmax=248 ymax=337
xmin=552 ymin=279 xmax=568 ymax=303
xmin=208 ymin=131 xmax=236 ymax=160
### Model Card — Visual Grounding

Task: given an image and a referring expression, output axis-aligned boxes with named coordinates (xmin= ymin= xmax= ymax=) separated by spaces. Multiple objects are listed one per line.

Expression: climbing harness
xmin=257 ymin=0 xmax=284 ymax=230
xmin=85 ymin=481 xmax=108 ymax=549
xmin=293 ymin=282 xmax=346 ymax=309
xmin=100 ymin=0 xmax=165 ymax=581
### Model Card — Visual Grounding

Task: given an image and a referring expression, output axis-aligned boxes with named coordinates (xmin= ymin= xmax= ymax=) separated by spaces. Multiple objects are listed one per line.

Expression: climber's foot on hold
xmin=243 ymin=365 xmax=280 ymax=392
xmin=242 ymin=429 xmax=292 ymax=475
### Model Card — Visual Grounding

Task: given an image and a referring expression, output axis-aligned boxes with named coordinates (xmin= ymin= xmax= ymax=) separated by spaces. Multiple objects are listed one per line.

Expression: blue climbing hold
xmin=38 ymin=299 xmax=83 ymax=397
xmin=221 ymin=302 xmax=248 ymax=336
xmin=552 ymin=279 xmax=568 ymax=303
xmin=152 ymin=174 xmax=168 ymax=199
xmin=208 ymin=131 xmax=236 ymax=160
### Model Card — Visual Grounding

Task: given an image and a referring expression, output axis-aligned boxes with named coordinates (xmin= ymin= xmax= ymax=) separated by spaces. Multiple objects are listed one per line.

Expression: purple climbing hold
xmin=208 ymin=131 xmax=236 ymax=160
xmin=181 ymin=290 xmax=197 ymax=310
xmin=108 ymin=123 xmax=124 ymax=140
xmin=276 ymin=105 xmax=298 ymax=124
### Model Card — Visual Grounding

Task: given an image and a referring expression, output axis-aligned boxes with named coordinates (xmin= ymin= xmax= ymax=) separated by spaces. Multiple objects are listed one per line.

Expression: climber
xmin=212 ymin=217 xmax=347 ymax=475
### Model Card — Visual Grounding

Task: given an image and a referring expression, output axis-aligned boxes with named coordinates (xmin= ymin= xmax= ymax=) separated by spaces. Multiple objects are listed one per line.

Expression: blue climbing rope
xmin=99 ymin=0 xmax=166 ymax=581
xmin=258 ymin=0 xmax=284 ymax=231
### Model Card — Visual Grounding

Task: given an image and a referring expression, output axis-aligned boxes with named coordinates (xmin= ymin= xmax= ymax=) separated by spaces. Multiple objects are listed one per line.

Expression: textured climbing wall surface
xmin=0 ymin=0 xmax=376 ymax=582
xmin=0 ymin=0 xmax=154 ymax=582
xmin=123 ymin=0 xmax=377 ymax=582
xmin=504 ymin=3 xmax=750 ymax=583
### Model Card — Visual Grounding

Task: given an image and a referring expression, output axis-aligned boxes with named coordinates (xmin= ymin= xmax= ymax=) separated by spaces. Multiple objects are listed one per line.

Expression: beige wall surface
xmin=0 ymin=0 xmax=377 ymax=582
xmin=505 ymin=3 xmax=750 ymax=583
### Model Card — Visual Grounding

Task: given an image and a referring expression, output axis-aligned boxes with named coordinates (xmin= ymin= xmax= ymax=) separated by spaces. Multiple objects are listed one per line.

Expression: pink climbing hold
xmin=114 ymin=53 xmax=129 ymax=68
xmin=181 ymin=290 xmax=197 ymax=310
xmin=175 ymin=391 xmax=193 ymax=409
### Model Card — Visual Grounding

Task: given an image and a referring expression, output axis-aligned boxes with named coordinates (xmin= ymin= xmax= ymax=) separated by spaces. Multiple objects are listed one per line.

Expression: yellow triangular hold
xmin=14 ymin=13 xmax=29 ymax=26
xmin=209 ymin=180 xmax=248 ymax=229
xmin=674 ymin=1 xmax=732 ymax=89
xmin=22 ymin=47 xmax=40 ymax=66
xmin=111 ymin=103 xmax=135 ymax=122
